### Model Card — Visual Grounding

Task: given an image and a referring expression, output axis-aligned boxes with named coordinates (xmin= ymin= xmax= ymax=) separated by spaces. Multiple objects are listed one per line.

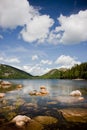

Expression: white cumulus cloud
xmin=0 ymin=55 xmax=20 ymax=63
xmin=55 ymin=55 xmax=81 ymax=68
xmin=20 ymin=15 xmax=54 ymax=43
xmin=0 ymin=0 xmax=37 ymax=29
xmin=41 ymin=59 xmax=52 ymax=65
xmin=23 ymin=64 xmax=50 ymax=76
xmin=0 ymin=0 xmax=54 ymax=43
xmin=54 ymin=10 xmax=87 ymax=44
xmin=0 ymin=0 xmax=87 ymax=45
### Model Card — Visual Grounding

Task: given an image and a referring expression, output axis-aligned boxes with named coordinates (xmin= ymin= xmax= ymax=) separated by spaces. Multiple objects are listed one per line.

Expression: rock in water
xmin=11 ymin=115 xmax=43 ymax=130
xmin=0 ymin=80 xmax=11 ymax=85
xmin=40 ymin=86 xmax=49 ymax=94
xmin=70 ymin=90 xmax=82 ymax=96
xmin=78 ymin=96 xmax=84 ymax=101
xmin=11 ymin=115 xmax=31 ymax=128
xmin=0 ymin=93 xmax=5 ymax=98
xmin=34 ymin=116 xmax=58 ymax=125
xmin=16 ymin=84 xmax=22 ymax=89
xmin=40 ymin=86 xmax=46 ymax=89
xmin=59 ymin=108 xmax=87 ymax=123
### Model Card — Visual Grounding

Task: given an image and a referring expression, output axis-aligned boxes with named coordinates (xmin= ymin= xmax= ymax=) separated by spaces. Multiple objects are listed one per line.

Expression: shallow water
xmin=0 ymin=79 xmax=87 ymax=129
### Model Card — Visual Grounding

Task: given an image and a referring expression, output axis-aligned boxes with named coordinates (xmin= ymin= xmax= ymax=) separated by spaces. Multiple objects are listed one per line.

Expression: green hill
xmin=62 ymin=62 xmax=87 ymax=79
xmin=0 ymin=62 xmax=87 ymax=79
xmin=40 ymin=69 xmax=63 ymax=79
xmin=0 ymin=64 xmax=33 ymax=79
xmin=40 ymin=62 xmax=87 ymax=79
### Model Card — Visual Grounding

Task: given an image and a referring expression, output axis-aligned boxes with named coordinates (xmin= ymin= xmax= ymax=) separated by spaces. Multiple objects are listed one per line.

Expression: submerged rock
xmin=26 ymin=119 xmax=43 ymax=130
xmin=70 ymin=90 xmax=82 ymax=96
xmin=29 ymin=90 xmax=41 ymax=96
xmin=34 ymin=116 xmax=58 ymax=125
xmin=78 ymin=96 xmax=84 ymax=101
xmin=59 ymin=108 xmax=87 ymax=123
xmin=29 ymin=86 xmax=49 ymax=96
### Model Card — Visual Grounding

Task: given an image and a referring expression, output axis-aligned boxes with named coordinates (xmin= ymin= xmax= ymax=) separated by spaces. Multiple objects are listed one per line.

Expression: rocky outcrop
xmin=0 ymin=93 xmax=5 ymax=98
xmin=59 ymin=108 xmax=87 ymax=123
xmin=16 ymin=84 xmax=23 ymax=90
xmin=0 ymin=80 xmax=11 ymax=86
xmin=10 ymin=115 xmax=58 ymax=130
xmin=40 ymin=86 xmax=49 ymax=94
xmin=0 ymin=80 xmax=11 ymax=89
xmin=29 ymin=86 xmax=49 ymax=96
xmin=11 ymin=115 xmax=31 ymax=128
xmin=34 ymin=116 xmax=58 ymax=125
xmin=70 ymin=90 xmax=82 ymax=96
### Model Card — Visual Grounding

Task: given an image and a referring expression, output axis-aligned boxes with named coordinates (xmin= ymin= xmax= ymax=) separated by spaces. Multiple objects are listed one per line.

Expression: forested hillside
xmin=0 ymin=63 xmax=87 ymax=79
xmin=40 ymin=62 xmax=87 ymax=79
xmin=0 ymin=64 xmax=33 ymax=79
xmin=62 ymin=62 xmax=87 ymax=79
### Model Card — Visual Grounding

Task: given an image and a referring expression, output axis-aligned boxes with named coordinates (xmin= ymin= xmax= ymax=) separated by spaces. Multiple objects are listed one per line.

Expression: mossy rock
xmin=33 ymin=116 xmax=58 ymax=125
xmin=7 ymin=112 xmax=17 ymax=121
xmin=59 ymin=108 xmax=87 ymax=123
xmin=26 ymin=120 xmax=44 ymax=130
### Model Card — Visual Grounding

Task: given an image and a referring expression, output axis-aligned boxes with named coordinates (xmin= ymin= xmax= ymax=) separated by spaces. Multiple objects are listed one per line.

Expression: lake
xmin=0 ymin=79 xmax=87 ymax=130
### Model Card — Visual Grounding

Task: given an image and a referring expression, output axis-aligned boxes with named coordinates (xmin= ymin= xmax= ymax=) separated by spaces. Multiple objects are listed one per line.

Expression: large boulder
xmin=29 ymin=90 xmax=41 ymax=96
xmin=0 ymin=80 xmax=11 ymax=89
xmin=16 ymin=84 xmax=23 ymax=89
xmin=11 ymin=115 xmax=43 ymax=130
xmin=70 ymin=90 xmax=82 ymax=96
xmin=29 ymin=86 xmax=49 ymax=96
xmin=0 ymin=80 xmax=11 ymax=86
xmin=40 ymin=86 xmax=46 ymax=89
xmin=40 ymin=86 xmax=49 ymax=94
xmin=0 ymin=93 xmax=5 ymax=98
xmin=59 ymin=108 xmax=87 ymax=123
xmin=11 ymin=115 xmax=31 ymax=128
xmin=34 ymin=116 xmax=58 ymax=125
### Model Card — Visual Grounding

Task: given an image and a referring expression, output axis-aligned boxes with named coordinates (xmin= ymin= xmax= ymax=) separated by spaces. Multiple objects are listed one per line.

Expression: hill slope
xmin=0 ymin=62 xmax=87 ymax=79
xmin=40 ymin=62 xmax=87 ymax=79
xmin=0 ymin=64 xmax=33 ymax=79
xmin=40 ymin=69 xmax=63 ymax=79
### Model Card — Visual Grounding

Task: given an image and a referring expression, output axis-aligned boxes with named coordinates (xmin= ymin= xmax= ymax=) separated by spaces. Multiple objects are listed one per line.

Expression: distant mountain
xmin=40 ymin=69 xmax=63 ymax=79
xmin=0 ymin=62 xmax=87 ymax=79
xmin=40 ymin=62 xmax=87 ymax=79
xmin=58 ymin=68 xmax=67 ymax=72
xmin=0 ymin=64 xmax=33 ymax=79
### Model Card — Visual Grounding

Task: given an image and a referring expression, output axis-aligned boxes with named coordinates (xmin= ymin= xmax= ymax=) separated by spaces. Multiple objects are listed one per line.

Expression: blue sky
xmin=0 ymin=0 xmax=87 ymax=75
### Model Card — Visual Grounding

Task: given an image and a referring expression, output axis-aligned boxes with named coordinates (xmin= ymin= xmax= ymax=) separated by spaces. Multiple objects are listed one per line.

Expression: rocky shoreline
xmin=0 ymin=107 xmax=87 ymax=130
xmin=0 ymin=80 xmax=87 ymax=130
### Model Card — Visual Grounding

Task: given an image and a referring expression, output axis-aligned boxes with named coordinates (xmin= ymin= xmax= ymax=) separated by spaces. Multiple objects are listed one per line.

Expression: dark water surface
xmin=0 ymin=79 xmax=87 ymax=130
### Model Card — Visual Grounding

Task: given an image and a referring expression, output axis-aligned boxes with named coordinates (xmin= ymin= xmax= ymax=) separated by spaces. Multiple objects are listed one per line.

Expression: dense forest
xmin=0 ymin=64 xmax=33 ymax=79
xmin=61 ymin=62 xmax=87 ymax=79
xmin=40 ymin=62 xmax=87 ymax=79
xmin=0 ymin=62 xmax=87 ymax=79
